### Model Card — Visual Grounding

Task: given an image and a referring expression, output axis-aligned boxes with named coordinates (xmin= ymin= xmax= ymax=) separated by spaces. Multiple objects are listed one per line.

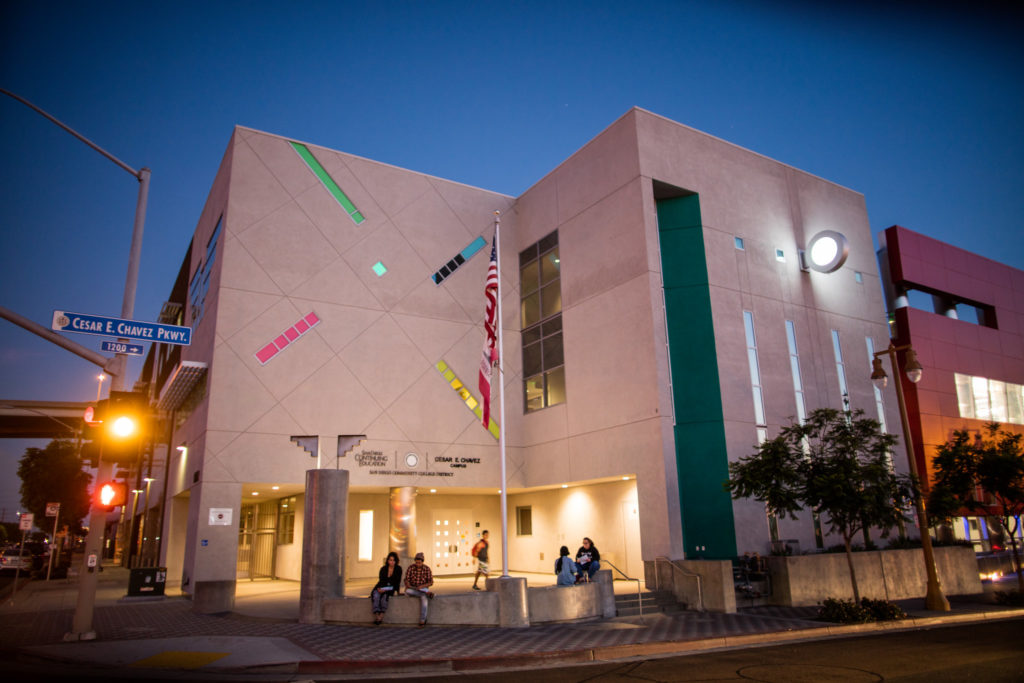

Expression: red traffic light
xmin=95 ymin=481 xmax=126 ymax=510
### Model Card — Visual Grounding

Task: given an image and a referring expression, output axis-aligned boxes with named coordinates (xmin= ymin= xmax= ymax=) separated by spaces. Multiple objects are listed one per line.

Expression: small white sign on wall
xmin=209 ymin=507 xmax=233 ymax=526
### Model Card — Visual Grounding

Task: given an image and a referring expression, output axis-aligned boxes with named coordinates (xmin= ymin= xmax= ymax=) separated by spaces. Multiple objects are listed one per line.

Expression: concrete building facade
xmin=136 ymin=108 xmax=902 ymax=610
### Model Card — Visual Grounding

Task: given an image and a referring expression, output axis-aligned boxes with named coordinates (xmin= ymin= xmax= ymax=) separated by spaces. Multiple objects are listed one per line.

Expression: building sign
xmin=208 ymin=508 xmax=232 ymax=525
xmin=52 ymin=310 xmax=192 ymax=346
xmin=351 ymin=449 xmax=483 ymax=477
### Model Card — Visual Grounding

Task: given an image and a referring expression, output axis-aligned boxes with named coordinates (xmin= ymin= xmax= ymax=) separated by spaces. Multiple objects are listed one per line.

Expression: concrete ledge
xmin=323 ymin=592 xmax=500 ymax=626
xmin=322 ymin=577 xmax=610 ymax=626
xmin=527 ymin=581 xmax=604 ymax=623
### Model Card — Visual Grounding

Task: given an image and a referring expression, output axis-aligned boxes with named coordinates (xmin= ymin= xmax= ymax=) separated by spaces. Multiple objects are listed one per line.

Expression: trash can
xmin=128 ymin=567 xmax=167 ymax=596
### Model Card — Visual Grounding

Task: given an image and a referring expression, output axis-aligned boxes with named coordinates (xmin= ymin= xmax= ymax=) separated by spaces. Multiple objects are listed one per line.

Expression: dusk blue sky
xmin=1 ymin=2 xmax=1022 ymax=519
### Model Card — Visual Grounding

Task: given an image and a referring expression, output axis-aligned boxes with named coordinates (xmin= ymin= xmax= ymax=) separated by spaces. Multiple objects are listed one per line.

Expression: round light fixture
xmin=405 ymin=452 xmax=419 ymax=468
xmin=804 ymin=230 xmax=849 ymax=273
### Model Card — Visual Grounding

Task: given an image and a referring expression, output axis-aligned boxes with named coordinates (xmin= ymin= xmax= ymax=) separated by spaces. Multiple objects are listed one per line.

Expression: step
xmin=614 ymin=590 xmax=685 ymax=616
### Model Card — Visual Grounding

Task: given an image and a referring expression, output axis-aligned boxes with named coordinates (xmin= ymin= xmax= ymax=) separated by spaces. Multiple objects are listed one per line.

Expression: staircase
xmin=614 ymin=589 xmax=686 ymax=617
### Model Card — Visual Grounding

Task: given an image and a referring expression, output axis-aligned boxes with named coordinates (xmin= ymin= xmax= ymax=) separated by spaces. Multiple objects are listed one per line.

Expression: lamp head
xmin=871 ymin=357 xmax=888 ymax=390
xmin=904 ymin=348 xmax=923 ymax=384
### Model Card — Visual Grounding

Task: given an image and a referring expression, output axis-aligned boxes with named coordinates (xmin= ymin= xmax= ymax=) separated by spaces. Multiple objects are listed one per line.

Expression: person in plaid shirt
xmin=404 ymin=552 xmax=434 ymax=626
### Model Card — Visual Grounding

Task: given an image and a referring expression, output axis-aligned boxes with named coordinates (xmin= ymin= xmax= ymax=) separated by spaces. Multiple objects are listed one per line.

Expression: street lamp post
xmin=1 ymin=88 xmax=151 ymax=639
xmin=871 ymin=343 xmax=950 ymax=612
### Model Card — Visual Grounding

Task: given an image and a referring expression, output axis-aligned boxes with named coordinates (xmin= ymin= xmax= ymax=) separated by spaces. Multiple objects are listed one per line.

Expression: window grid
xmin=277 ymin=496 xmax=296 ymax=545
xmin=520 ymin=231 xmax=565 ymax=413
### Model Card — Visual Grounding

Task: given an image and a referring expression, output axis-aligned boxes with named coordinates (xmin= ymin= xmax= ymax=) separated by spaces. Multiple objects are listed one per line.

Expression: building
xmin=878 ymin=225 xmax=1024 ymax=551
xmin=134 ymin=108 xmax=902 ymax=611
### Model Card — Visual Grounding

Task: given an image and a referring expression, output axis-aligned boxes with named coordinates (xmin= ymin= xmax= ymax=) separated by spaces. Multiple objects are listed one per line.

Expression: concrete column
xmin=184 ymin=481 xmax=241 ymax=614
xmin=299 ymin=469 xmax=349 ymax=624
xmin=389 ymin=486 xmax=416 ymax=568
xmin=595 ymin=569 xmax=616 ymax=618
xmin=492 ymin=576 xmax=529 ymax=627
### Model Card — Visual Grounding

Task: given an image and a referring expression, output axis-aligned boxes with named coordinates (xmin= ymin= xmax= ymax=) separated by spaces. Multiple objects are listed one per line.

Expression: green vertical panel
xmin=657 ymin=194 xmax=737 ymax=559
xmin=290 ymin=142 xmax=364 ymax=223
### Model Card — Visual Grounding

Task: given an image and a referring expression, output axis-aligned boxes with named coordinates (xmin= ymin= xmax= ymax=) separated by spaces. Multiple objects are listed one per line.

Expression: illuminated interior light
xmin=271 ymin=485 xmax=280 ymax=490
xmin=622 ymin=476 xmax=630 ymax=480
xmin=251 ymin=491 xmax=259 ymax=496
xmin=561 ymin=484 xmax=568 ymax=488
xmin=430 ymin=489 xmax=436 ymax=493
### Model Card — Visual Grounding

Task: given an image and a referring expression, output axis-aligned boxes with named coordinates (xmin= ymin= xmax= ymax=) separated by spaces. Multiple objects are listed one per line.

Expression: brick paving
xmin=3 ymin=570 xmax=1022 ymax=674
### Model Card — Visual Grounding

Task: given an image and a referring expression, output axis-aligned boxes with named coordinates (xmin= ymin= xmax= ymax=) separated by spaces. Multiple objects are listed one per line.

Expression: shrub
xmin=861 ymin=597 xmax=907 ymax=621
xmin=993 ymin=590 xmax=1024 ymax=606
xmin=818 ymin=597 xmax=907 ymax=623
xmin=818 ymin=598 xmax=871 ymax=623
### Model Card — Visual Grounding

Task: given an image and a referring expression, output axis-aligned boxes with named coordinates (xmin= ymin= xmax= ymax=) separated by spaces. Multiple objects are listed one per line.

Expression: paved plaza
xmin=1 ymin=565 xmax=1022 ymax=677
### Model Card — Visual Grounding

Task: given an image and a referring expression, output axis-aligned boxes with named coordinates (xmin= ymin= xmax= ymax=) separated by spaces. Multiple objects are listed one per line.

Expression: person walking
xmin=471 ymin=530 xmax=489 ymax=590
xmin=404 ymin=551 xmax=435 ymax=626
xmin=555 ymin=545 xmax=577 ymax=586
xmin=575 ymin=537 xmax=601 ymax=582
xmin=370 ymin=551 xmax=402 ymax=625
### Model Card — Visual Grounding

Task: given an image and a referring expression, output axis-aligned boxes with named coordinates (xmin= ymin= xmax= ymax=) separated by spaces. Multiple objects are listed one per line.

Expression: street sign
xmin=52 ymin=310 xmax=191 ymax=346
xmin=46 ymin=502 xmax=60 ymax=517
xmin=101 ymin=340 xmax=144 ymax=355
xmin=19 ymin=513 xmax=34 ymax=530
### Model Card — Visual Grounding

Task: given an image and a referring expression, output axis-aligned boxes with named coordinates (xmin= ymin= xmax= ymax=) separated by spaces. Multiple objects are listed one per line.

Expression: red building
xmin=878 ymin=225 xmax=1024 ymax=550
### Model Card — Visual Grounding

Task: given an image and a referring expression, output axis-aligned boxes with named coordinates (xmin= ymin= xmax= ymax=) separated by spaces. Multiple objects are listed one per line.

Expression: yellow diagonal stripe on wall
xmin=436 ymin=360 xmax=499 ymax=440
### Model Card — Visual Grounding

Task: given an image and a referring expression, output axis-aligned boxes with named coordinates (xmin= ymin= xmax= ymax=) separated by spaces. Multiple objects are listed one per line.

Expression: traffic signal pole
xmin=0 ymin=89 xmax=155 ymax=641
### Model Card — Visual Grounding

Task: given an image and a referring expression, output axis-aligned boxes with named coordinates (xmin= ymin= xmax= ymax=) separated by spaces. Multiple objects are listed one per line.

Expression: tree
xmin=17 ymin=439 xmax=92 ymax=535
xmin=725 ymin=408 xmax=915 ymax=603
xmin=928 ymin=424 xmax=1024 ymax=592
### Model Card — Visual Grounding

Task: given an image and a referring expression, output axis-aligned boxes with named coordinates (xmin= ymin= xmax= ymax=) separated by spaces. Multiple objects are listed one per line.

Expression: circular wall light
xmin=804 ymin=230 xmax=850 ymax=273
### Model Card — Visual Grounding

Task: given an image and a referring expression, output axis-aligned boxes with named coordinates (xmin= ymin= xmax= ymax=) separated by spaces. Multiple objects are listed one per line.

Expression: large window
xmin=955 ymin=373 xmax=1024 ymax=425
xmin=520 ymin=231 xmax=565 ymax=412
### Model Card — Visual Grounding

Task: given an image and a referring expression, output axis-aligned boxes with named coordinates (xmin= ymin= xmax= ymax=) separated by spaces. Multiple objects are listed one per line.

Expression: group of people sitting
xmin=369 ymin=534 xmax=601 ymax=626
xmin=555 ymin=537 xmax=601 ymax=585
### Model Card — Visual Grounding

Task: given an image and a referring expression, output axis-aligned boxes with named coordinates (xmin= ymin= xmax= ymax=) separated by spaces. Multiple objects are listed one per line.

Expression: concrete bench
xmin=322 ymin=571 xmax=614 ymax=626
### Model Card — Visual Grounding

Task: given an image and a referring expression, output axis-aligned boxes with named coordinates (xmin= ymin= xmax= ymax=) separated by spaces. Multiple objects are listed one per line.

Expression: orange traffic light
xmin=95 ymin=481 xmax=127 ymax=510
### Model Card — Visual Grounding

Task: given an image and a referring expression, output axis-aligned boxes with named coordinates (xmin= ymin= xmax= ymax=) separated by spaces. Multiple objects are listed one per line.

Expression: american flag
xmin=479 ymin=239 xmax=499 ymax=428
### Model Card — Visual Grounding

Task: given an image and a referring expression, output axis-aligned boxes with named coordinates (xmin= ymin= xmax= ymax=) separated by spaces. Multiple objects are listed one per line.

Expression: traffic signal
xmin=81 ymin=391 xmax=149 ymax=465
xmin=94 ymin=481 xmax=127 ymax=511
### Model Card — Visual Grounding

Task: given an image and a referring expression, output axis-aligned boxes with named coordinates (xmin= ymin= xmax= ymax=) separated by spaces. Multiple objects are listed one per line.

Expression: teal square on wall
xmin=372 ymin=261 xmax=387 ymax=277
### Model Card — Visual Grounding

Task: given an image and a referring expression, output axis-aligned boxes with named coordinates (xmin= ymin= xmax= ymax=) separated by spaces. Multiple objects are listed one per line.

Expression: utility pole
xmin=0 ymin=88 xmax=151 ymax=640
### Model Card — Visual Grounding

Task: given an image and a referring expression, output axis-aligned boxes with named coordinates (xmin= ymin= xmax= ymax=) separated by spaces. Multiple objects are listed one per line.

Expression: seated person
xmin=404 ymin=552 xmax=435 ymax=626
xmin=555 ymin=546 xmax=577 ymax=586
xmin=370 ymin=551 xmax=402 ymax=625
xmin=575 ymin=537 xmax=601 ymax=582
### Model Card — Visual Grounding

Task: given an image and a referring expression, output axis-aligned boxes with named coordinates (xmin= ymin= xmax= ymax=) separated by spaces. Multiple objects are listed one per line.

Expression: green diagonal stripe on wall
xmin=290 ymin=141 xmax=365 ymax=224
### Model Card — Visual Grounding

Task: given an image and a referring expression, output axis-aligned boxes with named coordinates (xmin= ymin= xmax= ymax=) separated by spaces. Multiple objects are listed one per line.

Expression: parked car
xmin=0 ymin=547 xmax=32 ymax=573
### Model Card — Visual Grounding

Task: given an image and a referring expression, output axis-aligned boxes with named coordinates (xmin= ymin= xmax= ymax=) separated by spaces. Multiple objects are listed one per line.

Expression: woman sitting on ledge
xmin=555 ymin=546 xmax=577 ymax=586
xmin=370 ymin=552 xmax=402 ymax=625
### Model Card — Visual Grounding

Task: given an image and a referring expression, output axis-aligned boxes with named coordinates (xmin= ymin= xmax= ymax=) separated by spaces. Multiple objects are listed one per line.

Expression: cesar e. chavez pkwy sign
xmin=52 ymin=310 xmax=191 ymax=346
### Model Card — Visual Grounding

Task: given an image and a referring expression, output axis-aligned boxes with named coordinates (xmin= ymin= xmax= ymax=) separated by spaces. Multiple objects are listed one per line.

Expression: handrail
xmin=654 ymin=556 xmax=705 ymax=612
xmin=601 ymin=559 xmax=643 ymax=621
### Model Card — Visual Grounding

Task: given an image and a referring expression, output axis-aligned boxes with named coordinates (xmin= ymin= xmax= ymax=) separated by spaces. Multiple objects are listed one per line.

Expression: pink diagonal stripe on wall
xmin=254 ymin=311 xmax=321 ymax=365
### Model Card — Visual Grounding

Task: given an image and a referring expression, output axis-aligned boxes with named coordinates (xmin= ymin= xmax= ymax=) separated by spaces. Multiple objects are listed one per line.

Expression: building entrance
xmin=430 ymin=508 xmax=473 ymax=575
xmin=237 ymin=500 xmax=277 ymax=579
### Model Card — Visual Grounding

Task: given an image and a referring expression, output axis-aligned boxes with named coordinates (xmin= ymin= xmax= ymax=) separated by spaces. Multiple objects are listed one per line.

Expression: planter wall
xmin=767 ymin=546 xmax=981 ymax=606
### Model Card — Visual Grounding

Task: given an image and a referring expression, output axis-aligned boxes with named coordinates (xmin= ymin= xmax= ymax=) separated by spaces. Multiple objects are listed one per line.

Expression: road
xmin=382 ymin=617 xmax=1024 ymax=683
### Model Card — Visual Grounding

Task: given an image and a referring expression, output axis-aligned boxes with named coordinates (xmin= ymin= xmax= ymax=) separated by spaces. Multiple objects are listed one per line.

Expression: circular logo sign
xmin=404 ymin=452 xmax=419 ymax=468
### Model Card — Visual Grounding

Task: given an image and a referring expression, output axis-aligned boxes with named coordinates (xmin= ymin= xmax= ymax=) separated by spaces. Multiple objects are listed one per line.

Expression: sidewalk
xmin=2 ymin=565 xmax=1023 ymax=678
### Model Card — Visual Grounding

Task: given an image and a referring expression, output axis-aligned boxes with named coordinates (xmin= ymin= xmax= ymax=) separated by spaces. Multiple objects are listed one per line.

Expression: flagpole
xmin=493 ymin=211 xmax=510 ymax=578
